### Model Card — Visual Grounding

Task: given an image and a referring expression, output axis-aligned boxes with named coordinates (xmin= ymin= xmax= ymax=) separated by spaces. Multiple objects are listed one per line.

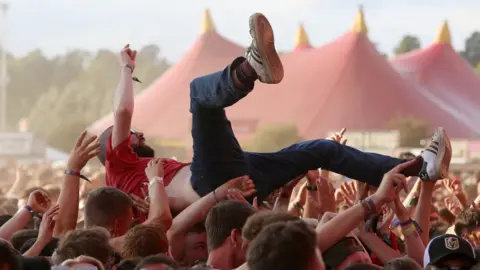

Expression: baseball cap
xmin=424 ymin=234 xmax=476 ymax=267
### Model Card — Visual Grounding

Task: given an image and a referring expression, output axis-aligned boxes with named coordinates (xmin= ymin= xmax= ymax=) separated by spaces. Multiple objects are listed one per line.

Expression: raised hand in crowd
xmin=54 ymin=131 xmax=100 ymax=237
xmin=372 ymin=159 xmax=416 ymax=205
xmin=315 ymin=176 xmax=336 ymax=214
xmin=215 ymin=175 xmax=256 ymax=199
xmin=145 ymin=158 xmax=165 ymax=179
xmin=443 ymin=177 xmax=468 ymax=209
xmin=23 ymin=205 xmax=60 ymax=257
xmin=27 ymin=189 xmax=52 ymax=214
xmin=67 ymin=131 xmax=101 ymax=172
xmin=339 ymin=181 xmax=357 ymax=206
xmin=120 ymin=44 xmax=137 ymax=71
xmin=129 ymin=193 xmax=150 ymax=214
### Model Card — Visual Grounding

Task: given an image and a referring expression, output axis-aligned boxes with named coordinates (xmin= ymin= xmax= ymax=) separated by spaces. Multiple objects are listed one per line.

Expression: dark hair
xmin=0 ymin=240 xmax=22 ymax=270
xmin=383 ymin=257 xmax=422 ymax=270
xmin=116 ymin=258 xmax=142 ymax=270
xmin=0 ymin=215 xmax=12 ymax=227
xmin=135 ymin=254 xmax=180 ymax=270
xmin=10 ymin=229 xmax=39 ymax=250
xmin=205 ymin=201 xmax=256 ymax=250
xmin=54 ymin=227 xmax=112 ymax=266
xmin=247 ymin=220 xmax=316 ymax=270
xmin=84 ymin=187 xmax=133 ymax=228
xmin=20 ymin=237 xmax=59 ymax=256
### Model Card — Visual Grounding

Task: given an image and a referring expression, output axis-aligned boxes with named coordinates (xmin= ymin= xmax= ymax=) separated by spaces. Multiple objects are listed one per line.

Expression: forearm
xmin=53 ymin=175 xmax=80 ymax=237
xmin=303 ymin=193 xmax=319 ymax=219
xmin=397 ymin=214 xmax=425 ymax=265
xmin=168 ymin=192 xmax=217 ymax=261
xmin=0 ymin=209 xmax=32 ymax=240
xmin=146 ymin=180 xmax=172 ymax=230
xmin=413 ymin=182 xmax=434 ymax=245
xmin=114 ymin=67 xmax=134 ymax=114
xmin=23 ymin=239 xmax=48 ymax=257
xmin=316 ymin=200 xmax=370 ymax=251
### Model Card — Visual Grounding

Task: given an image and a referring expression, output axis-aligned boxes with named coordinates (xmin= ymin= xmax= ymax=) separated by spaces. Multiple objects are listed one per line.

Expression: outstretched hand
xmin=67 ymin=131 xmax=100 ymax=172
xmin=374 ymin=159 xmax=416 ymax=204
xmin=121 ymin=44 xmax=137 ymax=70
xmin=216 ymin=176 xmax=256 ymax=200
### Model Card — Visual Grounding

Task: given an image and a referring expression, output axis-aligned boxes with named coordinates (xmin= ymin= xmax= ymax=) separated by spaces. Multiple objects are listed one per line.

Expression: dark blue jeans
xmin=189 ymin=58 xmax=406 ymax=200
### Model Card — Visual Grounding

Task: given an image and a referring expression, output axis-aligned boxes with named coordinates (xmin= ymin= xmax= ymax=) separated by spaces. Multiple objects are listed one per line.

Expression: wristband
xmin=401 ymin=223 xmax=418 ymax=237
xmin=306 ymin=185 xmax=318 ymax=191
xmin=24 ymin=205 xmax=38 ymax=218
xmin=148 ymin=176 xmax=164 ymax=190
xmin=294 ymin=202 xmax=304 ymax=211
xmin=64 ymin=169 xmax=91 ymax=183
xmin=124 ymin=64 xmax=142 ymax=83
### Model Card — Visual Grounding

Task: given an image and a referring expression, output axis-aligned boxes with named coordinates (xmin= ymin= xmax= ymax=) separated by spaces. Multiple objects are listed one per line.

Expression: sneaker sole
xmin=434 ymin=128 xmax=450 ymax=179
xmin=249 ymin=13 xmax=284 ymax=84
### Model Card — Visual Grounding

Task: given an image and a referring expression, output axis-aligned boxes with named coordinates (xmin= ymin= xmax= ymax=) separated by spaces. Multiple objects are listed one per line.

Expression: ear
xmin=230 ymin=229 xmax=242 ymax=246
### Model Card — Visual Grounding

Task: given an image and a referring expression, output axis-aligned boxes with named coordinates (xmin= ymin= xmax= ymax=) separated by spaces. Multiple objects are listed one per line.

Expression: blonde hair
xmin=61 ymin=255 xmax=105 ymax=270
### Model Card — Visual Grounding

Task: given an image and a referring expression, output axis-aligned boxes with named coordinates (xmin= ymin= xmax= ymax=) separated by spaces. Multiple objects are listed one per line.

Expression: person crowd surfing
xmin=2 ymin=12 xmax=475 ymax=270
xmin=99 ymin=13 xmax=452 ymax=220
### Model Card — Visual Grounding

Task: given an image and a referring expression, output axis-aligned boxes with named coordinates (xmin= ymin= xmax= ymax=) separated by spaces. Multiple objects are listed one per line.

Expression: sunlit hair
xmin=61 ymin=255 xmax=105 ymax=270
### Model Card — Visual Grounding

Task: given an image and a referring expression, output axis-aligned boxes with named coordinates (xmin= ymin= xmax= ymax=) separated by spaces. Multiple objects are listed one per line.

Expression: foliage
xmin=5 ymin=45 xmax=170 ymax=151
xmin=248 ymin=124 xmax=302 ymax=152
xmin=460 ymin=31 xmax=480 ymax=67
xmin=388 ymin=116 xmax=429 ymax=147
xmin=394 ymin=35 xmax=421 ymax=55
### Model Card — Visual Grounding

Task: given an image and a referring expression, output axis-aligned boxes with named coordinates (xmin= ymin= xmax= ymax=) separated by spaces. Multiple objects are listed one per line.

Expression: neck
xmin=207 ymin=248 xmax=237 ymax=270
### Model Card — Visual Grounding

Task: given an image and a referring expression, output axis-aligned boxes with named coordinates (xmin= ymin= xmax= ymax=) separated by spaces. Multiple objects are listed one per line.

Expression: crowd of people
xmin=0 ymin=12 xmax=479 ymax=270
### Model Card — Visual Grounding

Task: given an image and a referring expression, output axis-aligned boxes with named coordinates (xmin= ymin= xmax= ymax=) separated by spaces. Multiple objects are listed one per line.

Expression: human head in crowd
xmin=19 ymin=236 xmax=59 ymax=256
xmin=322 ymin=236 xmax=371 ymax=269
xmin=53 ymin=227 xmax=114 ymax=267
xmin=0 ymin=239 xmax=22 ymax=270
xmin=181 ymin=222 xmax=208 ymax=266
xmin=98 ymin=126 xmax=155 ymax=166
xmin=10 ymin=229 xmax=38 ymax=250
xmin=205 ymin=200 xmax=256 ymax=268
xmin=84 ymin=186 xmax=134 ymax=237
xmin=247 ymin=220 xmax=324 ymax=270
xmin=429 ymin=221 xmax=449 ymax=239
xmin=423 ymin=234 xmax=477 ymax=269
xmin=454 ymin=207 xmax=480 ymax=237
xmin=60 ymin=255 xmax=105 ymax=270
xmin=135 ymin=254 xmax=180 ymax=270
xmin=122 ymin=223 xmax=169 ymax=259
xmin=438 ymin=208 xmax=456 ymax=225
xmin=343 ymin=264 xmax=381 ymax=270
xmin=116 ymin=258 xmax=142 ymax=270
xmin=382 ymin=257 xmax=422 ymax=270
xmin=241 ymin=210 xmax=299 ymax=244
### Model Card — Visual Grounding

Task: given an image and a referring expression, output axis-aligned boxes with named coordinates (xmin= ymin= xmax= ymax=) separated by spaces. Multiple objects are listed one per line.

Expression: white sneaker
xmin=245 ymin=13 xmax=284 ymax=84
xmin=419 ymin=127 xmax=452 ymax=181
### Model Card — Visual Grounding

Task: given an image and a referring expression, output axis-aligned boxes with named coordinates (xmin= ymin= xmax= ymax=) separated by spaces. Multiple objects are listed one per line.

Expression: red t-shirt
xmin=105 ymin=135 xmax=189 ymax=221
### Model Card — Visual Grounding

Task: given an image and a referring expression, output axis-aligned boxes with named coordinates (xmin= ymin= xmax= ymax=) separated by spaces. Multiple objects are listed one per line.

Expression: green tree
xmin=460 ymin=31 xmax=480 ymax=67
xmin=394 ymin=35 xmax=421 ymax=55
xmin=248 ymin=124 xmax=302 ymax=152
xmin=388 ymin=116 xmax=429 ymax=147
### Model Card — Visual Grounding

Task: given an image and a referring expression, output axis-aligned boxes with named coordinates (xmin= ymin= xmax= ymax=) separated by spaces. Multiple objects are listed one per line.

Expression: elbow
xmin=114 ymin=107 xmax=133 ymax=118
xmin=149 ymin=214 xmax=173 ymax=231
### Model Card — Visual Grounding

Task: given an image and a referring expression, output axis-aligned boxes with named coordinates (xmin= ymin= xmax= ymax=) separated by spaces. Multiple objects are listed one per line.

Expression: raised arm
xmin=112 ymin=44 xmax=137 ymax=149
xmin=53 ymin=131 xmax=100 ymax=237
xmin=144 ymin=159 xmax=173 ymax=230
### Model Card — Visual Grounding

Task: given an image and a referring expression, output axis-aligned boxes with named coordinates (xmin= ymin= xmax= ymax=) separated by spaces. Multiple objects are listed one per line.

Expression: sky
xmin=3 ymin=0 xmax=480 ymax=61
